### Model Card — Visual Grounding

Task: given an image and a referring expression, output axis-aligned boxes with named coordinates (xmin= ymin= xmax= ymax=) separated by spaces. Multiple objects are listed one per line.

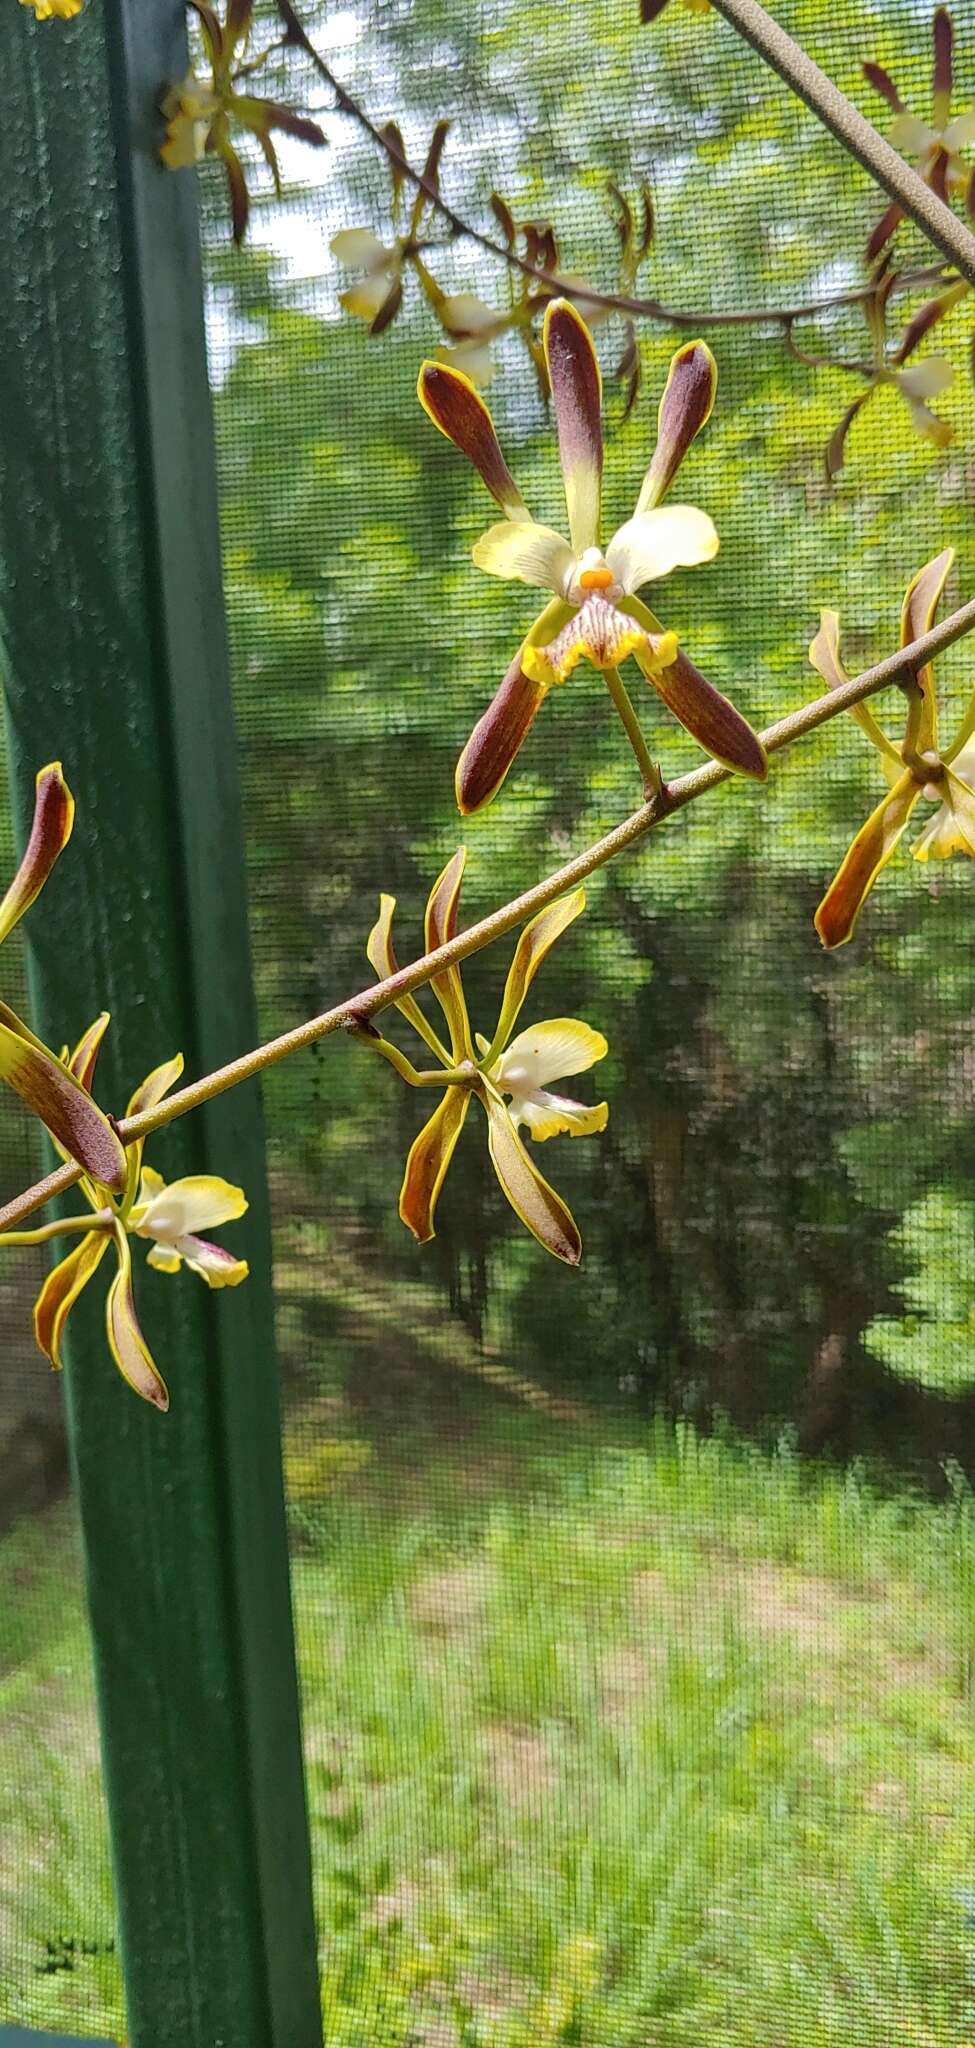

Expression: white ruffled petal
xmin=494 ymin=1018 xmax=608 ymax=1092
xmin=888 ymin=113 xmax=937 ymax=156
xmin=606 ymin=505 xmax=719 ymax=593
xmin=330 ymin=227 xmax=392 ymax=271
xmin=138 ymin=1173 xmax=248 ymax=1244
xmin=472 ymin=518 xmax=576 ymax=593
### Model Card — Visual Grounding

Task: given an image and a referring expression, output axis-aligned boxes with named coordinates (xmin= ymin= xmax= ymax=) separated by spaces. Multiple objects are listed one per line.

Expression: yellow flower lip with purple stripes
xmin=418 ymin=298 xmax=767 ymax=813
xmin=3 ymin=1019 xmax=250 ymax=1411
xmin=364 ymin=850 xmax=608 ymax=1265
xmin=814 ymin=546 xmax=975 ymax=949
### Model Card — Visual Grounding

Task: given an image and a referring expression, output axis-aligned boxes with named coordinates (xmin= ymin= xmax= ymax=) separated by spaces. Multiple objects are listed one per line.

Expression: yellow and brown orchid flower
xmin=418 ymin=301 xmax=767 ymax=813
xmin=330 ymin=122 xmax=457 ymax=340
xmin=0 ymin=1021 xmax=248 ymax=1410
xmin=364 ymin=851 xmax=607 ymax=1265
xmin=823 ymin=266 xmax=963 ymax=478
xmin=161 ymin=0 xmax=325 ymax=244
xmin=0 ymin=764 xmax=127 ymax=1191
xmin=814 ymin=547 xmax=975 ymax=947
xmin=864 ymin=8 xmax=975 ymax=259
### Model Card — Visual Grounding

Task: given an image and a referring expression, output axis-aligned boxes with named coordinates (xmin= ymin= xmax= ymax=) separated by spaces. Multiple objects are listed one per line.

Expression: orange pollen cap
xmin=579 ymin=566 xmax=614 ymax=591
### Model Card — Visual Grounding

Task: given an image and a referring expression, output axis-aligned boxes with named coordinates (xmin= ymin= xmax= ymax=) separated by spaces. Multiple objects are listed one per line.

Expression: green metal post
xmin=0 ymin=3 xmax=322 ymax=2045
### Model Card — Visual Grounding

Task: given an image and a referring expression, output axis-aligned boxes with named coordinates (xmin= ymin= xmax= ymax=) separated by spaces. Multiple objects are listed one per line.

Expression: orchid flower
xmin=814 ymin=548 xmax=975 ymax=947
xmin=824 ymin=268 xmax=963 ymax=478
xmin=864 ymin=8 xmax=975 ymax=259
xmin=330 ymin=123 xmax=454 ymax=338
xmin=0 ymin=1017 xmax=248 ymax=1410
xmin=418 ymin=300 xmax=767 ymax=814
xmin=364 ymin=851 xmax=608 ymax=1265
xmin=0 ymin=764 xmax=127 ymax=1191
xmin=161 ymin=0 xmax=325 ymax=244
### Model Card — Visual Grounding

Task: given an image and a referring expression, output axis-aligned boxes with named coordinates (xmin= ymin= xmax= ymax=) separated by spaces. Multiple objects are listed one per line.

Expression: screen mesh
xmin=3 ymin=0 xmax=975 ymax=2038
xmin=210 ymin=0 xmax=975 ymax=2039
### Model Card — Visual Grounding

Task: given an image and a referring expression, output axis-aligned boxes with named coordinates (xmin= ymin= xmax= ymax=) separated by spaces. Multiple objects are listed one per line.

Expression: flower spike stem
xmin=603 ymin=665 xmax=664 ymax=800
xmin=350 ymin=1026 xmax=473 ymax=1089
xmin=4 ymin=591 xmax=975 ymax=1240
xmin=0 ymin=1210 xmax=111 ymax=1248
xmin=708 ymin=0 xmax=975 ymax=287
xmin=277 ymin=0 xmax=954 ymax=334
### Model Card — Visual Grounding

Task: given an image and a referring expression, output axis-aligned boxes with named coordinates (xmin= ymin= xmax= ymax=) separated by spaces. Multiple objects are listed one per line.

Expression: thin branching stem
xmin=708 ymin=0 xmax=975 ymax=287
xmin=3 ymin=593 xmax=975 ymax=1236
xmin=270 ymin=0 xmax=956 ymax=334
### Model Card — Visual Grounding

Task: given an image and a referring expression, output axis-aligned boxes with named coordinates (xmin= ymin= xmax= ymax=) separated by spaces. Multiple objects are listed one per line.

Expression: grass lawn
xmin=3 ymin=1380 xmax=975 ymax=2045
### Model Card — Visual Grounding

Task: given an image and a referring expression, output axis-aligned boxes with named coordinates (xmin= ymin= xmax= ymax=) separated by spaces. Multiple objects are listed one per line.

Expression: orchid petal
xmin=106 ymin=1227 xmax=169 ymax=1410
xmin=543 ymin=299 xmax=603 ymax=554
xmin=0 ymin=999 xmax=126 ymax=1190
xmin=174 ymin=1234 xmax=249 ymax=1288
xmin=482 ymin=1092 xmax=582 ymax=1265
xmin=866 ymin=201 xmax=905 ymax=263
xmin=933 ymin=6 xmax=952 ymax=130
xmin=809 ymin=610 xmax=901 ymax=771
xmin=471 ymin=519 xmax=575 ymax=594
xmin=896 ymin=357 xmax=954 ymax=398
xmin=902 ymin=395 xmax=954 ymax=450
xmin=622 ymin=595 xmax=767 ymax=780
xmin=339 ymin=274 xmax=396 ymax=324
xmin=0 ymin=763 xmax=75 ymax=947
xmin=366 ymin=895 xmax=452 ymax=1063
xmin=437 ymin=292 xmax=504 ymax=338
xmin=417 ymin=362 xmax=529 ymax=519
xmin=136 ymin=1173 xmax=247 ymax=1242
xmin=146 ymin=1243 xmax=182 ymax=1274
xmin=912 ymin=769 xmax=975 ymax=860
xmin=606 ymin=505 xmax=718 ymax=592
xmin=863 ymin=61 xmax=904 ymax=113
xmin=943 ymin=110 xmax=975 ymax=150
xmin=33 ymin=1229 xmax=109 ymax=1371
xmin=889 ymin=113 xmax=938 ymax=156
xmin=455 ymin=600 xmax=574 ymax=814
xmin=814 ymin=771 xmax=919 ymax=948
xmin=399 ymin=1085 xmax=471 ymax=1242
xmin=490 ymin=893 xmax=587 ymax=1056
xmin=330 ymin=227 xmax=392 ymax=271
xmin=495 ymin=1017 xmax=608 ymax=1090
xmin=894 ymin=283 xmax=968 ymax=361
xmin=424 ymin=849 xmax=472 ymax=1061
xmin=826 ymin=393 xmax=871 ymax=478
xmin=122 ymin=1052 xmax=184 ymax=1196
xmin=945 ymin=703 xmax=975 ymax=767
xmin=901 ymin=547 xmax=953 ymax=756
xmin=126 ymin=1052 xmax=184 ymax=1121
xmin=434 ymin=340 xmax=496 ymax=388
xmin=636 ymin=340 xmax=717 ymax=514
xmin=67 ymin=1011 xmax=111 ymax=1091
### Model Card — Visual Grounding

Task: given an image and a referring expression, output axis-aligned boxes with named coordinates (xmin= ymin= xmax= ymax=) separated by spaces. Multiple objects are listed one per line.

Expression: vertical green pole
xmin=0 ymin=3 xmax=322 ymax=2045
